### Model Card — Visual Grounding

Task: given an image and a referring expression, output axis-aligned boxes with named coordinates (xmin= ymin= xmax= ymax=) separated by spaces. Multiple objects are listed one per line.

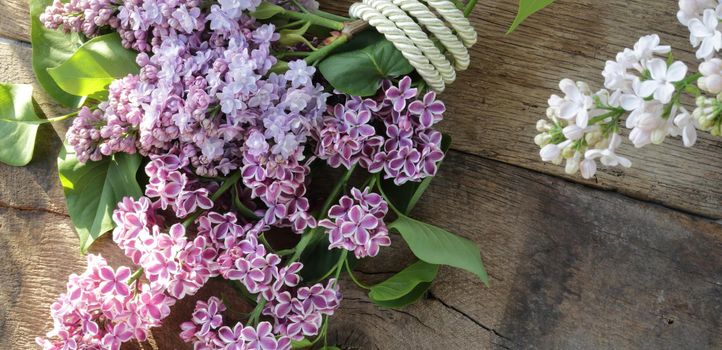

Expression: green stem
xmin=280 ymin=8 xmax=345 ymax=31
xmin=289 ymin=165 xmax=357 ymax=262
xmin=182 ymin=171 xmax=242 ymax=227
xmin=258 ymin=233 xmax=274 ymax=252
xmin=311 ymin=9 xmax=352 ymax=22
xmin=345 ymin=258 xmax=371 ymax=290
xmin=248 ymin=298 xmax=267 ymax=325
xmin=127 ymin=268 xmax=144 ymax=285
xmin=304 ymin=33 xmax=349 ymax=65
xmin=232 ymin=186 xmax=260 ymax=220
xmin=374 ymin=174 xmax=403 ymax=216
xmin=274 ymin=51 xmax=312 ymax=59
xmin=464 ymin=0 xmax=478 ymax=17
xmin=587 ymin=108 xmax=625 ymax=126
xmin=332 ymin=250 xmax=348 ymax=283
xmin=0 ymin=110 xmax=80 ymax=125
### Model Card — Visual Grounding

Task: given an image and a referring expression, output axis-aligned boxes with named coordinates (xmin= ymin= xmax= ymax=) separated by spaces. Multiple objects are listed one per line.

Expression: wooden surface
xmin=1 ymin=1 xmax=722 ymax=349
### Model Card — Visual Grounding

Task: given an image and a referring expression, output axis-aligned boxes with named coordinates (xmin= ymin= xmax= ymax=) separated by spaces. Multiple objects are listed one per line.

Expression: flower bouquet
xmin=0 ymin=0 xmax=551 ymax=349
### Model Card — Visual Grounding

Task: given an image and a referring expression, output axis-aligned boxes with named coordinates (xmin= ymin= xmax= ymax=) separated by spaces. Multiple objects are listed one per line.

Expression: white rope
xmin=349 ymin=0 xmax=477 ymax=92
xmin=350 ymin=3 xmax=446 ymax=92
xmin=391 ymin=0 xmax=470 ymax=71
xmin=362 ymin=0 xmax=456 ymax=85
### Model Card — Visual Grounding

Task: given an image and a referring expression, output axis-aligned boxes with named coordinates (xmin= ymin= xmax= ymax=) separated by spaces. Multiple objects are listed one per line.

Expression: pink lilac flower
xmin=316 ymin=76 xmax=447 ymax=185
xmin=263 ymin=279 xmax=342 ymax=341
xmin=36 ymin=255 xmax=176 ymax=350
xmin=408 ymin=91 xmax=446 ymax=128
xmin=319 ymin=188 xmax=391 ymax=258
xmin=386 ymin=76 xmax=418 ymax=112
xmin=319 ymin=187 xmax=390 ymax=258
xmin=182 ymin=298 xmax=292 ymax=350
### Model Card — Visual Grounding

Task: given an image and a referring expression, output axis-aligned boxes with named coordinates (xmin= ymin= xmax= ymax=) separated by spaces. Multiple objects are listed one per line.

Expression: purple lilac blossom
xmin=181 ymin=297 xmax=292 ymax=350
xmin=318 ymin=187 xmax=391 ymax=258
xmin=35 ymin=255 xmax=176 ymax=350
xmin=316 ymin=76 xmax=447 ymax=185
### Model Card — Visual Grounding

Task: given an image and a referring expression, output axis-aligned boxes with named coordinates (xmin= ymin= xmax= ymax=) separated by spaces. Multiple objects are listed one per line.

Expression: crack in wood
xmin=427 ymin=291 xmax=514 ymax=345
xmin=0 ymin=201 xmax=68 ymax=218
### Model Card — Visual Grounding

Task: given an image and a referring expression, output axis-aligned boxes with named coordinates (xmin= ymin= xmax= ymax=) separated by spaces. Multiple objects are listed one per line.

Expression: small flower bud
xmin=651 ymin=128 xmax=667 ymax=144
xmin=580 ymin=158 xmax=597 ymax=179
xmin=561 ymin=144 xmax=576 ymax=159
xmin=540 ymin=144 xmax=560 ymax=162
xmin=585 ymin=131 xmax=602 ymax=147
xmin=546 ymin=107 xmax=556 ymax=119
xmin=534 ymin=133 xmax=551 ymax=146
xmin=563 ymin=125 xmax=585 ymax=140
xmin=712 ymin=123 xmax=722 ymax=136
xmin=564 ymin=152 xmax=581 ymax=175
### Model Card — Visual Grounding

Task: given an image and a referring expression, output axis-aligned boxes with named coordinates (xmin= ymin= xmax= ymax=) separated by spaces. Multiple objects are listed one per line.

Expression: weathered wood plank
xmin=3 ymin=0 xmax=722 ymax=218
xmin=0 ymin=0 xmax=29 ymax=42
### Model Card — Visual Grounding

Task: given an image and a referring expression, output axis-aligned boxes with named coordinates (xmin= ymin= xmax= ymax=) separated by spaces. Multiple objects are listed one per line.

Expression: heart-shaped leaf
xmin=389 ymin=215 xmax=488 ymax=286
xmin=319 ymin=35 xmax=413 ymax=96
xmin=369 ymin=260 xmax=438 ymax=306
xmin=30 ymin=0 xmax=85 ymax=108
xmin=0 ymin=84 xmax=42 ymax=166
xmin=58 ymin=146 xmax=143 ymax=252
xmin=508 ymin=0 xmax=554 ymax=33
xmin=48 ymin=33 xmax=139 ymax=96
xmin=381 ymin=134 xmax=452 ymax=214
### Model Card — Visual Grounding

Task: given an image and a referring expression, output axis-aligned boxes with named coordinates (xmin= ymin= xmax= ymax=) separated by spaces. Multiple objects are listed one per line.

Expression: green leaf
xmin=48 ymin=33 xmax=139 ymax=96
xmin=507 ymin=0 xmax=554 ymax=33
xmin=300 ymin=237 xmax=355 ymax=282
xmin=381 ymin=134 xmax=452 ymax=214
xmin=30 ymin=0 xmax=85 ymax=108
xmin=319 ymin=37 xmax=414 ymax=96
xmin=371 ymin=282 xmax=432 ymax=308
xmin=58 ymin=147 xmax=143 ymax=252
xmin=291 ymin=339 xmax=312 ymax=349
xmin=0 ymin=84 xmax=42 ymax=166
xmin=389 ymin=215 xmax=488 ymax=286
xmin=369 ymin=260 xmax=438 ymax=304
xmin=252 ymin=2 xmax=285 ymax=19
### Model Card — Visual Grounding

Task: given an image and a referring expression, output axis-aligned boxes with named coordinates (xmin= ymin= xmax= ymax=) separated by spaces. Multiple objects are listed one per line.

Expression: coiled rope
xmin=349 ymin=0 xmax=477 ymax=93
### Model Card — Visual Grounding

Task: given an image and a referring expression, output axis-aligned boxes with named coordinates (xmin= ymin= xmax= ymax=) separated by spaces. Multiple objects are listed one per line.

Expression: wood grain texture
xmin=0 ymin=0 xmax=29 ymax=42
xmin=0 ymin=1 xmax=721 ymax=350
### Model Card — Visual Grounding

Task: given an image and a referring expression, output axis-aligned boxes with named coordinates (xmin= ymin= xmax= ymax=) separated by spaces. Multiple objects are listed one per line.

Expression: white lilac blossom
xmin=535 ymin=32 xmax=702 ymax=179
xmin=535 ymin=1 xmax=722 ymax=178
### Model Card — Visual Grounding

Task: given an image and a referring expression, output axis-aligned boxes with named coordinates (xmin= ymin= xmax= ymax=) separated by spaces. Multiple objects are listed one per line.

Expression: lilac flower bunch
xmin=317 ymin=76 xmax=447 ymax=185
xmin=535 ymin=1 xmax=722 ymax=178
xmin=36 ymin=255 xmax=176 ymax=349
xmin=319 ymin=187 xmax=391 ymax=258
xmin=181 ymin=297 xmax=292 ymax=350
